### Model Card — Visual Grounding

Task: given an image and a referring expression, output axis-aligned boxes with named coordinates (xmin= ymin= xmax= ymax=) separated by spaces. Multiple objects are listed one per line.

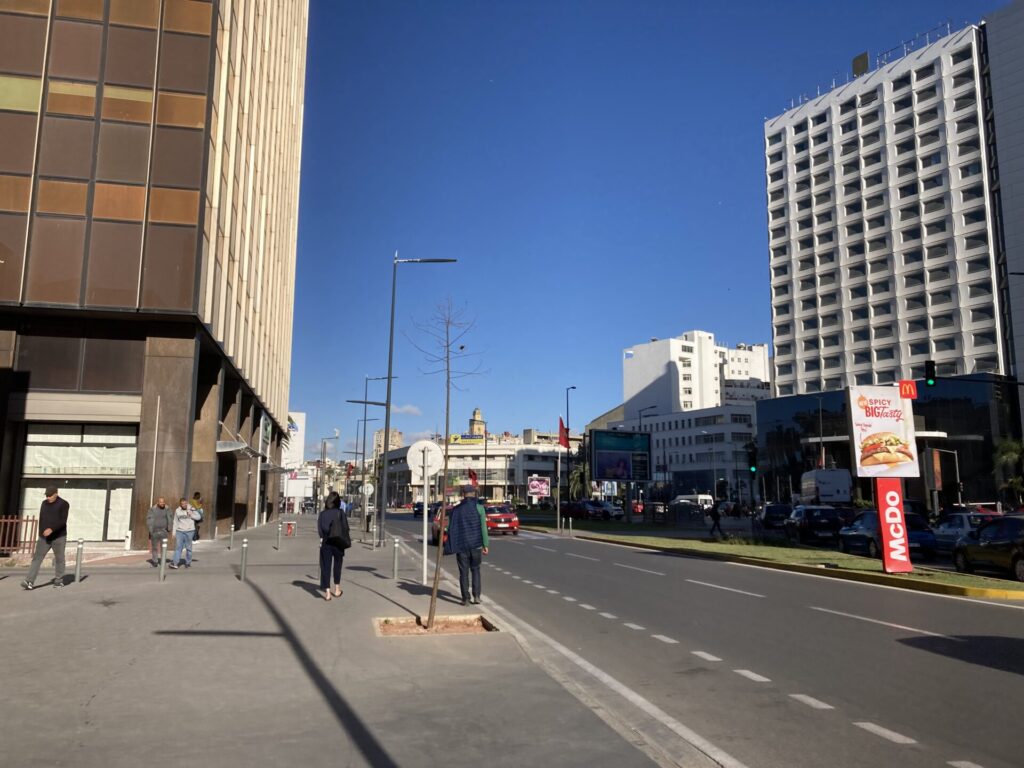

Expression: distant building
xmin=373 ymin=428 xmax=404 ymax=460
xmin=469 ymin=407 xmax=486 ymax=436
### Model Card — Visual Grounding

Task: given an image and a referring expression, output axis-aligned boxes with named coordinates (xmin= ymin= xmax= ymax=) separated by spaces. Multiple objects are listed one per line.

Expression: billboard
xmin=590 ymin=430 xmax=651 ymax=482
xmin=282 ymin=412 xmax=306 ymax=469
xmin=527 ymin=475 xmax=550 ymax=498
xmin=449 ymin=433 xmax=484 ymax=445
xmin=847 ymin=386 xmax=919 ymax=478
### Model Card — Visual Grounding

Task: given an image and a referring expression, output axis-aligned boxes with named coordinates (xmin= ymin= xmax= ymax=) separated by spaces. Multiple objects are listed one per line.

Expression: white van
xmin=671 ymin=494 xmax=714 ymax=511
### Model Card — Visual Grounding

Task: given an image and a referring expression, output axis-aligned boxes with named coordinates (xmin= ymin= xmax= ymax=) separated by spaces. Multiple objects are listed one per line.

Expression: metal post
xmin=276 ymin=522 xmax=282 ymax=551
xmin=74 ymin=539 xmax=83 ymax=583
xmin=378 ymin=257 xmax=400 ymax=548
xmin=240 ymin=539 xmax=249 ymax=582
xmin=422 ymin=447 xmax=429 ymax=586
xmin=159 ymin=539 xmax=167 ymax=581
xmin=568 ymin=517 xmax=573 ymax=538
xmin=229 ymin=523 xmax=235 ymax=550
xmin=392 ymin=537 xmax=399 ymax=580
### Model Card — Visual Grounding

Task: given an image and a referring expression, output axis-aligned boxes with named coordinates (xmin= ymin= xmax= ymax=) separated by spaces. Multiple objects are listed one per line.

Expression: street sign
xmin=898 ymin=380 xmax=918 ymax=399
xmin=360 ymin=483 xmax=374 ymax=496
xmin=408 ymin=440 xmax=444 ymax=483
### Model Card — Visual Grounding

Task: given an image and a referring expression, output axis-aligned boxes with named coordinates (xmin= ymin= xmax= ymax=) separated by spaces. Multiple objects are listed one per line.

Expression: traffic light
xmin=745 ymin=443 xmax=758 ymax=474
xmin=924 ymin=360 xmax=936 ymax=387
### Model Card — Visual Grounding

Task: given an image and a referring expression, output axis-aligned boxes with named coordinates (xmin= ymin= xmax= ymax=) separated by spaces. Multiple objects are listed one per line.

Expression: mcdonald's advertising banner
xmin=847 ymin=386 xmax=920 ymax=479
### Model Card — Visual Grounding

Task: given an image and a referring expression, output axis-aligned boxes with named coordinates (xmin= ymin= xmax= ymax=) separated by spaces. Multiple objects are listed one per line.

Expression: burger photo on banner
xmin=847 ymin=385 xmax=920 ymax=479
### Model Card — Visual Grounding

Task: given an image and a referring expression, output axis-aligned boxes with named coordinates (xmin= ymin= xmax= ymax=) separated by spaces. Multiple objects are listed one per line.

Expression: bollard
xmin=240 ymin=538 xmax=249 ymax=582
xmin=159 ymin=539 xmax=167 ymax=581
xmin=124 ymin=531 xmax=131 ymax=551
xmin=569 ymin=517 xmax=573 ymax=538
xmin=392 ymin=537 xmax=399 ymax=580
xmin=276 ymin=522 xmax=282 ymax=551
xmin=74 ymin=539 xmax=84 ymax=583
xmin=229 ymin=524 xmax=235 ymax=550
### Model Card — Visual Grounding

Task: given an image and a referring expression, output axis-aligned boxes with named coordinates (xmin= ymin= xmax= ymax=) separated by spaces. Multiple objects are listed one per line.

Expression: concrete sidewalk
xmin=0 ymin=517 xmax=664 ymax=767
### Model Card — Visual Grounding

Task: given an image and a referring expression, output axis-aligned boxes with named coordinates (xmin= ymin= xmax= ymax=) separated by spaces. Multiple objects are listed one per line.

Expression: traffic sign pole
xmin=422 ymin=447 xmax=429 ymax=586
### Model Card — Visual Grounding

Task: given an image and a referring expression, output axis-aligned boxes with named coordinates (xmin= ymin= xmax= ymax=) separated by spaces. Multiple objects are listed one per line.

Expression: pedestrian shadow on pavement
xmin=291 ymin=579 xmax=327 ymax=599
xmin=345 ymin=565 xmax=388 ymax=579
xmin=898 ymin=635 xmax=1024 ymax=677
xmin=246 ymin=581 xmax=399 ymax=767
xmin=395 ymin=580 xmax=462 ymax=605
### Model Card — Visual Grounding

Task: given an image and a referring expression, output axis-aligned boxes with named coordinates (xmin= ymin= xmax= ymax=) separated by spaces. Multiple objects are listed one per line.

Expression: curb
xmin=525 ymin=527 xmax=1024 ymax=600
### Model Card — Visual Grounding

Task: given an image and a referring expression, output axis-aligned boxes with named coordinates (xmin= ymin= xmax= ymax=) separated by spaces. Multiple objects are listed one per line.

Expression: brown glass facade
xmin=0 ymin=0 xmax=307 ymax=544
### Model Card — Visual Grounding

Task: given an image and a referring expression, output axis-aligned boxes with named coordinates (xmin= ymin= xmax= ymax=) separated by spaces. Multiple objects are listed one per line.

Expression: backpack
xmin=327 ymin=511 xmax=351 ymax=549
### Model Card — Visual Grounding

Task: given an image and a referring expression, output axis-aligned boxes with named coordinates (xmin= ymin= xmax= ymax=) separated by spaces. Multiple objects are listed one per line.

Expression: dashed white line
xmin=614 ymin=563 xmax=665 ymax=576
xmin=789 ymin=694 xmax=833 ymax=710
xmin=623 ymin=622 xmax=645 ymax=631
xmin=533 ymin=584 xmax=546 ymax=589
xmin=579 ymin=603 xmax=596 ymax=610
xmin=686 ymin=579 xmax=764 ymax=598
xmin=563 ymin=596 xmax=577 ymax=602
xmin=512 ymin=575 xmax=522 ymax=580
xmin=546 ymin=589 xmax=560 ymax=595
xmin=733 ymin=670 xmax=771 ymax=683
xmin=854 ymin=722 xmax=916 ymax=744
xmin=652 ymin=634 xmax=678 ymax=644
xmin=566 ymin=552 xmax=599 ymax=561
xmin=522 ymin=580 xmax=533 ymax=584
xmin=691 ymin=651 xmax=722 ymax=662
xmin=534 ymin=545 xmax=557 ymax=552
xmin=948 ymin=761 xmax=985 ymax=768
xmin=810 ymin=606 xmax=964 ymax=640
xmin=599 ymin=612 xmax=618 ymax=620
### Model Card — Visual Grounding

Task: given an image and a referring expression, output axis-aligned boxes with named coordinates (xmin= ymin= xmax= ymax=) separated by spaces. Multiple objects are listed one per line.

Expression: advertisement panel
xmin=282 ymin=412 xmax=305 ymax=469
xmin=875 ymin=477 xmax=914 ymax=574
xmin=847 ymin=386 xmax=919 ymax=478
xmin=590 ymin=430 xmax=651 ymax=482
xmin=527 ymin=475 xmax=551 ymax=498
xmin=449 ymin=433 xmax=484 ymax=445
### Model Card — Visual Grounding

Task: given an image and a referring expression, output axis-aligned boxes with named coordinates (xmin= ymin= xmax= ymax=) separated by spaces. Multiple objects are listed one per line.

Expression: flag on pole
xmin=468 ymin=468 xmax=478 ymax=487
xmin=559 ymin=417 xmax=570 ymax=449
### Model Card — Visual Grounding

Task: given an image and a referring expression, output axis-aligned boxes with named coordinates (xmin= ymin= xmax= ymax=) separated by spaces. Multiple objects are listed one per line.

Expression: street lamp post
xmin=701 ymin=429 xmax=715 ymax=500
xmin=317 ymin=430 xmax=339 ymax=511
xmin=378 ymin=253 xmax=456 ymax=546
xmin=637 ymin=405 xmax=657 ymax=517
xmin=565 ymin=385 xmax=576 ymax=500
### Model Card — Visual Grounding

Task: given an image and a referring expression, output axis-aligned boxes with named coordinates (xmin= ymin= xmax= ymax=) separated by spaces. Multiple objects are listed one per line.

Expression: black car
xmin=839 ymin=511 xmax=937 ymax=560
xmin=412 ymin=502 xmax=425 ymax=516
xmin=785 ymin=505 xmax=842 ymax=544
xmin=953 ymin=515 xmax=1024 ymax=581
xmin=760 ymin=503 xmax=792 ymax=529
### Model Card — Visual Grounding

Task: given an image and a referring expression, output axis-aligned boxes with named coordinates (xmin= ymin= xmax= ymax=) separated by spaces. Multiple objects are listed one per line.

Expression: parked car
xmin=759 ymin=503 xmax=792 ymax=529
xmin=933 ymin=511 xmax=999 ymax=554
xmin=561 ymin=500 xmax=606 ymax=520
xmin=485 ymin=505 xmax=520 ymax=535
xmin=412 ymin=501 xmax=425 ymax=516
xmin=669 ymin=499 xmax=703 ymax=520
xmin=785 ymin=505 xmax=842 ymax=544
xmin=953 ymin=515 xmax=1024 ymax=581
xmin=429 ymin=504 xmax=455 ymax=545
xmin=592 ymin=501 xmax=624 ymax=520
xmin=838 ymin=511 xmax=937 ymax=560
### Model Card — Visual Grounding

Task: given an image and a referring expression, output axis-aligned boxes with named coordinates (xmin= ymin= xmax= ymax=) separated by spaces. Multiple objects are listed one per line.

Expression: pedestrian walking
xmin=146 ymin=497 xmax=173 ymax=566
xmin=317 ymin=491 xmax=350 ymax=601
xmin=445 ymin=485 xmax=489 ymax=606
xmin=22 ymin=486 xmax=70 ymax=590
xmin=709 ymin=503 xmax=724 ymax=537
xmin=169 ymin=497 xmax=201 ymax=569
xmin=190 ymin=492 xmax=205 ymax=541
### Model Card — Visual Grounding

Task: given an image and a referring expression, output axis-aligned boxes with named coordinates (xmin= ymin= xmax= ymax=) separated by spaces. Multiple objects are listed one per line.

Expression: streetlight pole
xmin=565 ymin=385 xmax=576 ymax=500
xmin=701 ymin=429 xmax=715 ymax=501
xmin=317 ymin=430 xmax=339 ymax=511
xmin=357 ymin=375 xmax=388 ymax=534
xmin=814 ymin=395 xmax=825 ymax=469
xmin=378 ymin=253 xmax=456 ymax=546
xmin=637 ymin=405 xmax=657 ymax=517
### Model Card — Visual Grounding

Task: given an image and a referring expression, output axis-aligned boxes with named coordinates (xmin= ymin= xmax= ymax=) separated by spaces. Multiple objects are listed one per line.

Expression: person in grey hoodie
xmin=146 ymin=497 xmax=173 ymax=566
xmin=169 ymin=498 xmax=200 ymax=569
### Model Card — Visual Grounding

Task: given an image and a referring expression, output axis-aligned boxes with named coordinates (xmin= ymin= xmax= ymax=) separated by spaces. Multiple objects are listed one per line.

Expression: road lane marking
xmin=948 ymin=762 xmax=985 ymax=768
xmin=614 ymin=563 xmax=665 ymax=576
xmin=563 ymin=596 xmax=577 ymax=602
xmin=512 ymin=575 xmax=522 ymax=580
xmin=789 ymin=694 xmax=833 ymax=710
xmin=533 ymin=584 xmax=546 ymax=589
xmin=566 ymin=552 xmax=599 ymax=561
xmin=579 ymin=603 xmax=596 ymax=610
xmin=523 ymin=580 xmax=533 ymax=584
xmin=546 ymin=589 xmax=560 ymax=595
xmin=691 ymin=651 xmax=722 ymax=662
xmin=810 ymin=606 xmax=965 ymax=641
xmin=624 ymin=622 xmax=645 ymax=631
xmin=686 ymin=579 xmax=764 ymax=598
xmin=652 ymin=634 xmax=678 ymax=644
xmin=854 ymin=722 xmax=916 ymax=744
xmin=534 ymin=545 xmax=557 ymax=552
xmin=733 ymin=670 xmax=770 ymax=683
xmin=599 ymin=612 xmax=618 ymax=619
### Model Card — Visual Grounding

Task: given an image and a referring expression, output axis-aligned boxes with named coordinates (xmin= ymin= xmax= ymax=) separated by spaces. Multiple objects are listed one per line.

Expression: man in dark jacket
xmin=22 ymin=486 xmax=70 ymax=590
xmin=146 ymin=497 xmax=173 ymax=566
xmin=446 ymin=485 xmax=489 ymax=606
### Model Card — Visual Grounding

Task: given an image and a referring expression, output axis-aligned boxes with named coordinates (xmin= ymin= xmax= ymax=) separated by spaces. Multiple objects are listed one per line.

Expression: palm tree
xmin=993 ymin=438 xmax=1024 ymax=506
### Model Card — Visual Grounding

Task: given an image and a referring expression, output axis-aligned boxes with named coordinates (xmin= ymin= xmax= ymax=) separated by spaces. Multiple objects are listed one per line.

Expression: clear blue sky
xmin=291 ymin=0 xmax=1002 ymax=459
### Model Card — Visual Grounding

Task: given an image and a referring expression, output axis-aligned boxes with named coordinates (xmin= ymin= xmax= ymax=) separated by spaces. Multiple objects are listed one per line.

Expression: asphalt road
xmin=390 ymin=513 xmax=1024 ymax=768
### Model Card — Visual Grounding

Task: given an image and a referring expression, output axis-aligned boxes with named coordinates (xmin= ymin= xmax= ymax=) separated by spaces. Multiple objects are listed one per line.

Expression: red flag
xmin=558 ymin=417 xmax=569 ymax=449
xmin=468 ymin=468 xmax=478 ymax=487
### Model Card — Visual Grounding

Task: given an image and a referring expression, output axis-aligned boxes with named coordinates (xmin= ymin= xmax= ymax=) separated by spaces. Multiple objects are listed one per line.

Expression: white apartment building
xmin=622 ymin=330 xmax=770 ymax=418
xmin=764 ymin=25 xmax=1005 ymax=395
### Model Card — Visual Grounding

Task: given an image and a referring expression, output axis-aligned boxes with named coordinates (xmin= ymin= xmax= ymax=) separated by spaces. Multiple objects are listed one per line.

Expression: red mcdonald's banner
xmin=875 ymin=477 xmax=914 ymax=574
xmin=899 ymin=380 xmax=918 ymax=399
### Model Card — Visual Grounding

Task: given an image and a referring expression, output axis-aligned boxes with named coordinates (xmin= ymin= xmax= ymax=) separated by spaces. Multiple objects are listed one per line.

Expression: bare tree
xmin=408 ymin=299 xmax=484 ymax=628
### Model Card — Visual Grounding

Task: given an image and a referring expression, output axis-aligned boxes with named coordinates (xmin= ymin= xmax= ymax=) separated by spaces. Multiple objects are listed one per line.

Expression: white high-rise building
xmin=764 ymin=25 xmax=1006 ymax=396
xmin=622 ymin=330 xmax=770 ymax=419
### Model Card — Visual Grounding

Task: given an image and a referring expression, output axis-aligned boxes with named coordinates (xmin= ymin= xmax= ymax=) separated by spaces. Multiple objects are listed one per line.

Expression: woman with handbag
xmin=316 ymin=492 xmax=350 ymax=601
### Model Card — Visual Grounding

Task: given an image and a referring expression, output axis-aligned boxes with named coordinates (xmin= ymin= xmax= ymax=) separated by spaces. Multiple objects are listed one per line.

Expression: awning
xmin=260 ymin=461 xmax=291 ymax=474
xmin=216 ymin=440 xmax=261 ymax=459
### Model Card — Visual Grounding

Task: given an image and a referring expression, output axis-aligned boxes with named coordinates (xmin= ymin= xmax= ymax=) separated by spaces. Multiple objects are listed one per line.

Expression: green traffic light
xmin=926 ymin=377 xmax=935 ymax=386
xmin=749 ymin=466 xmax=756 ymax=473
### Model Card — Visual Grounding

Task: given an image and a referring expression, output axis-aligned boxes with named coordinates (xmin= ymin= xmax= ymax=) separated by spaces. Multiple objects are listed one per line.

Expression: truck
xmin=800 ymin=469 xmax=852 ymax=506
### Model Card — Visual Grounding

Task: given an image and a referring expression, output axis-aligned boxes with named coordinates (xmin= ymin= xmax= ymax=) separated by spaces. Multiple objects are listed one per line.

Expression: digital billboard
xmin=847 ymin=386 xmax=919 ymax=479
xmin=590 ymin=430 xmax=651 ymax=482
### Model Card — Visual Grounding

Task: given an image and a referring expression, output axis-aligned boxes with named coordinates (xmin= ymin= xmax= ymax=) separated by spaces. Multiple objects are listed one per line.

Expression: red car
xmin=485 ymin=505 xmax=519 ymax=536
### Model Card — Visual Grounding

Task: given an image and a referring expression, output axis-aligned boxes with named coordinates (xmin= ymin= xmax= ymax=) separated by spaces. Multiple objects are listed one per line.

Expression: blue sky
xmin=291 ymin=0 xmax=1002 ymax=458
